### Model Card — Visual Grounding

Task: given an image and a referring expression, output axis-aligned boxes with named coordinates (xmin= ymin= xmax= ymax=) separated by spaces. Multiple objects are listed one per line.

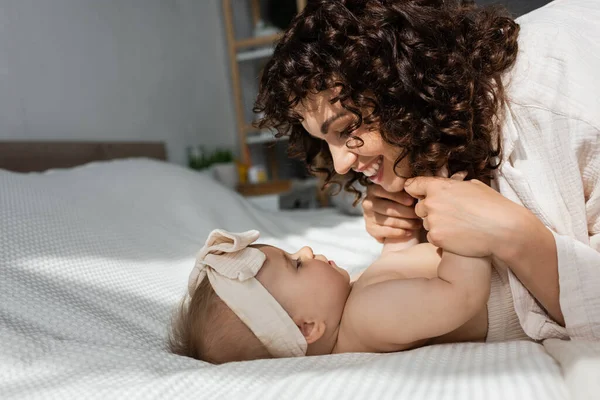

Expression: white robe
xmin=495 ymin=0 xmax=600 ymax=340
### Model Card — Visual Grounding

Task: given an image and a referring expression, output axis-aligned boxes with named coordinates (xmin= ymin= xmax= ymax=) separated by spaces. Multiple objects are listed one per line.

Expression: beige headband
xmin=188 ymin=229 xmax=307 ymax=358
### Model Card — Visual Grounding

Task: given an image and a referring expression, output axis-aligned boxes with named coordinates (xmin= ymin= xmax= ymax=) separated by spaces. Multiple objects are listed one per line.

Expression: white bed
xmin=0 ymin=158 xmax=597 ymax=399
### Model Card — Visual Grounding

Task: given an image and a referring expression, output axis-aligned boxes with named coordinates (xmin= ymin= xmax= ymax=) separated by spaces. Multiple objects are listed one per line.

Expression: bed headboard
xmin=0 ymin=141 xmax=167 ymax=172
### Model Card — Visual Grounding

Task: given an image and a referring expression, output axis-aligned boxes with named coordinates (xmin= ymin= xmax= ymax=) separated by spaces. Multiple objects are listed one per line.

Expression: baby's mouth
xmin=329 ymin=260 xmax=344 ymax=272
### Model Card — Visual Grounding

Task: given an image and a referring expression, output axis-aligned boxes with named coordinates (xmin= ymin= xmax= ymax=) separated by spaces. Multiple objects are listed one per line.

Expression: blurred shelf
xmin=291 ymin=177 xmax=319 ymax=190
xmin=242 ymin=124 xmax=259 ymax=134
xmin=223 ymin=0 xmax=306 ymax=167
xmin=237 ymin=46 xmax=274 ymax=62
xmin=237 ymin=178 xmax=319 ymax=197
xmin=235 ymin=33 xmax=281 ymax=50
xmin=245 ymin=129 xmax=288 ymax=145
xmin=237 ymin=179 xmax=292 ymax=196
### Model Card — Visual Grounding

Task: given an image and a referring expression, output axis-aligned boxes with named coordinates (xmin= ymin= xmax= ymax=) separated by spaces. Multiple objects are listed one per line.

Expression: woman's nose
xmin=329 ymin=145 xmax=357 ymax=175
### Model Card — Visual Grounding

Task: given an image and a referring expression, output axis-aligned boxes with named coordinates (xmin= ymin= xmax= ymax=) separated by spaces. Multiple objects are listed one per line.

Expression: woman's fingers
xmin=373 ymin=211 xmax=423 ymax=230
xmin=370 ymin=197 xmax=419 ymax=219
xmin=367 ymin=223 xmax=412 ymax=241
xmin=414 ymin=200 xmax=427 ymax=218
xmin=367 ymin=184 xmax=415 ymax=206
xmin=363 ymin=184 xmax=421 ymax=242
xmin=450 ymin=171 xmax=468 ymax=181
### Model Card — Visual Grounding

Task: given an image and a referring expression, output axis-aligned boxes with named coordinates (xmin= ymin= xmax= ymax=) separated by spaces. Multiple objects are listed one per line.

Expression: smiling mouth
xmin=355 ymin=156 xmax=383 ymax=177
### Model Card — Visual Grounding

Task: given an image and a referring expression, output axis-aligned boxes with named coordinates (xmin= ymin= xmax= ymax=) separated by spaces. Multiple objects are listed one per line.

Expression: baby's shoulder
xmin=336 ymin=273 xmax=433 ymax=354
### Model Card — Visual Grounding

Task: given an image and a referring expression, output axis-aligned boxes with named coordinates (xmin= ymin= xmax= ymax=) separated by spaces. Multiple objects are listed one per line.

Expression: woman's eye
xmin=337 ymin=126 xmax=352 ymax=138
xmin=295 ymin=258 xmax=302 ymax=269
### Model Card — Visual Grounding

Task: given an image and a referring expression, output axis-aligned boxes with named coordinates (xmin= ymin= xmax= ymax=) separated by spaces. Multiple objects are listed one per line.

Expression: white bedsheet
xmin=543 ymin=339 xmax=600 ymax=400
xmin=0 ymin=159 xmax=569 ymax=399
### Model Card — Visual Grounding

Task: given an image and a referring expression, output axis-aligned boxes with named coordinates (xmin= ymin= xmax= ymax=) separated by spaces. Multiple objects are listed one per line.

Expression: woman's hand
xmin=361 ymin=184 xmax=422 ymax=243
xmin=404 ymin=177 xmax=533 ymax=259
xmin=405 ymin=175 xmax=565 ymax=326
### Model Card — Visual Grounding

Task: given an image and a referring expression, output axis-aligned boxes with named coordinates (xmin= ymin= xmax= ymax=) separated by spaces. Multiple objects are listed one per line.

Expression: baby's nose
xmin=299 ymin=246 xmax=314 ymax=259
xmin=315 ymin=254 xmax=328 ymax=263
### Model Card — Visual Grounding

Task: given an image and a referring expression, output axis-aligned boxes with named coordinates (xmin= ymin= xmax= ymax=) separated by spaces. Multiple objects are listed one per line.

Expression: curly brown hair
xmin=254 ymin=0 xmax=519 ymax=197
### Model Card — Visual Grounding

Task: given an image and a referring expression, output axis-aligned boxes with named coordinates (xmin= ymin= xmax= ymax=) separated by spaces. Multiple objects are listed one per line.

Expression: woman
xmin=254 ymin=0 xmax=599 ymax=340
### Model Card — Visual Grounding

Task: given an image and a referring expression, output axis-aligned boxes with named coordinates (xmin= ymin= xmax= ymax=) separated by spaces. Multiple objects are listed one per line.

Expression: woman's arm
xmin=404 ymin=173 xmax=600 ymax=339
xmin=496 ymin=209 xmax=564 ymax=326
xmin=404 ymin=178 xmax=566 ymax=323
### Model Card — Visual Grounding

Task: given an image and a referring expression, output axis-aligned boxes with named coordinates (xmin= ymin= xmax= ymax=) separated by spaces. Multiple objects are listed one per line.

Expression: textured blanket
xmin=0 ymin=159 xmax=568 ymax=399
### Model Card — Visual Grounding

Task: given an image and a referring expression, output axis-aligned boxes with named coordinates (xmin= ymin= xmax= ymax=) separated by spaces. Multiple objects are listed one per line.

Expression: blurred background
xmin=0 ymin=0 xmax=553 ymax=210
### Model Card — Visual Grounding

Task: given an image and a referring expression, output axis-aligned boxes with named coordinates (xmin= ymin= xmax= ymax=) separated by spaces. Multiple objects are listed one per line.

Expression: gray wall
xmin=0 ymin=0 xmax=237 ymax=165
xmin=0 ymin=0 xmax=553 ymax=166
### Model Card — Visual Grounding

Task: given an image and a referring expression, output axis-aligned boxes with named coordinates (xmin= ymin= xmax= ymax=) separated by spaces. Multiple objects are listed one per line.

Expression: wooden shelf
xmin=236 ymin=180 xmax=292 ymax=196
xmin=223 ymin=0 xmax=307 ymax=167
xmin=246 ymin=131 xmax=288 ymax=145
xmin=243 ymin=124 xmax=288 ymax=145
xmin=242 ymin=124 xmax=258 ymax=134
xmin=237 ymin=47 xmax=274 ymax=62
xmin=235 ymin=33 xmax=281 ymax=50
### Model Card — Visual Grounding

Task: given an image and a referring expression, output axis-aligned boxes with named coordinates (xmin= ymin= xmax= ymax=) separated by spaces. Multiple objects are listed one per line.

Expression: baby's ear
xmin=297 ymin=320 xmax=326 ymax=344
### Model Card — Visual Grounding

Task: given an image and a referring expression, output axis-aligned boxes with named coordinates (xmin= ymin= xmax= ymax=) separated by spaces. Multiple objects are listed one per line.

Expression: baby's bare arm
xmin=352 ymin=241 xmax=432 ymax=284
xmin=345 ymin=251 xmax=491 ymax=349
xmin=381 ymin=236 xmax=420 ymax=253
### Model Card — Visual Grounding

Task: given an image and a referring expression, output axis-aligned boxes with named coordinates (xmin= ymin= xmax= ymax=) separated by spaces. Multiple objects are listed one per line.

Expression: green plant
xmin=188 ymin=146 xmax=210 ymax=170
xmin=211 ymin=148 xmax=234 ymax=164
xmin=187 ymin=146 xmax=234 ymax=171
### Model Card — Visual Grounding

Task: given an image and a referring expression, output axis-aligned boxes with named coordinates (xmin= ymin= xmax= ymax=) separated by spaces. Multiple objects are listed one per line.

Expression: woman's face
xmin=295 ymin=89 xmax=411 ymax=193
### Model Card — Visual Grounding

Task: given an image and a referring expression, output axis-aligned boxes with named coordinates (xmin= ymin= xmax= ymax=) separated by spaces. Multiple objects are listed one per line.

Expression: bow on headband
xmin=188 ymin=229 xmax=307 ymax=358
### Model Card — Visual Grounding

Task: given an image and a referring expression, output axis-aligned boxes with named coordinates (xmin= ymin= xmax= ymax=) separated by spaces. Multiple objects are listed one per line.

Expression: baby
xmin=169 ymin=228 xmax=528 ymax=364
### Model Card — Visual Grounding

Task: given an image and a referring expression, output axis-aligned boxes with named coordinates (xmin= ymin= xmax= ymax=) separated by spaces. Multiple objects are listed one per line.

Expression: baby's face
xmin=256 ymin=245 xmax=351 ymax=334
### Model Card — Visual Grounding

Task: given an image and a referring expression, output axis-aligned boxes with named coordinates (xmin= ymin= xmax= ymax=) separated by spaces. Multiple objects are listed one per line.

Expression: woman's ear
xmin=297 ymin=320 xmax=326 ymax=344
